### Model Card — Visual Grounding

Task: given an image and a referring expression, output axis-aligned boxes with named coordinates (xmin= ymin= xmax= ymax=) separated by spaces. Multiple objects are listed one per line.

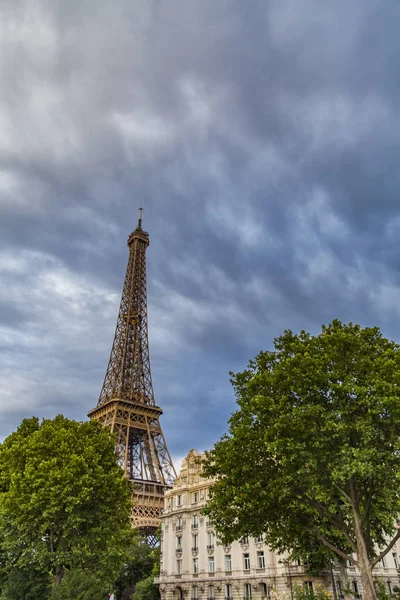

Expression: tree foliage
xmin=203 ymin=321 xmax=400 ymax=600
xmin=0 ymin=415 xmax=133 ymax=587
xmin=131 ymin=573 xmax=160 ymax=600
xmin=0 ymin=566 xmax=51 ymax=600
xmin=48 ymin=568 xmax=109 ymax=600
xmin=292 ymin=585 xmax=332 ymax=600
xmin=115 ymin=536 xmax=160 ymax=600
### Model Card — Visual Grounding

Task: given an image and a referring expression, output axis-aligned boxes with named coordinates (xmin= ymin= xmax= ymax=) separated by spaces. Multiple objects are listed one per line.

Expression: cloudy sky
xmin=1 ymin=0 xmax=400 ymax=465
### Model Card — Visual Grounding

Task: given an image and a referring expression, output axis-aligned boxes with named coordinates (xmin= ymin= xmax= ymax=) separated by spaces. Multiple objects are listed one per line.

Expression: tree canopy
xmin=0 ymin=565 xmax=51 ymax=600
xmin=202 ymin=321 xmax=400 ymax=600
xmin=114 ymin=534 xmax=160 ymax=600
xmin=0 ymin=415 xmax=133 ymax=588
xmin=48 ymin=568 xmax=108 ymax=600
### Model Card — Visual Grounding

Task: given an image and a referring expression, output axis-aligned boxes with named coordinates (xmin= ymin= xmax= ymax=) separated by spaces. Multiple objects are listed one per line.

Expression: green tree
xmin=202 ymin=321 xmax=400 ymax=600
xmin=132 ymin=573 xmax=160 ymax=600
xmin=115 ymin=536 xmax=160 ymax=600
xmin=0 ymin=566 xmax=51 ymax=600
xmin=48 ymin=568 xmax=109 ymax=600
xmin=0 ymin=415 xmax=133 ymax=587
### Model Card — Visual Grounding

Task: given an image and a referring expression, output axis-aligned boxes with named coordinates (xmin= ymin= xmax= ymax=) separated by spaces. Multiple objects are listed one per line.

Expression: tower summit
xmin=88 ymin=210 xmax=176 ymax=543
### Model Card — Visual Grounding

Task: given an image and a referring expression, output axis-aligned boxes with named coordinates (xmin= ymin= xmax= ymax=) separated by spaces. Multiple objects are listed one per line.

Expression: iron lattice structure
xmin=88 ymin=210 xmax=176 ymax=543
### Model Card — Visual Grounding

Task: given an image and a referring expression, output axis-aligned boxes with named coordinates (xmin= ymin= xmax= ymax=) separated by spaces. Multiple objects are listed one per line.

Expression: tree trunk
xmin=359 ymin=566 xmax=376 ymax=600
xmin=349 ymin=479 xmax=376 ymax=600
xmin=352 ymin=509 xmax=376 ymax=600
xmin=55 ymin=564 xmax=64 ymax=585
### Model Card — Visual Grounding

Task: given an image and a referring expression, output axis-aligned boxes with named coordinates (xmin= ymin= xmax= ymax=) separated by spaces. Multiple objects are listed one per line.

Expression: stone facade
xmin=157 ymin=450 xmax=400 ymax=600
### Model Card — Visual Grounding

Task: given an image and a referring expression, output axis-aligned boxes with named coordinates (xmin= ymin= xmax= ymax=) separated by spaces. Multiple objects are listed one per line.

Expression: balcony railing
xmin=191 ymin=524 xmax=199 ymax=530
xmin=192 ymin=547 xmax=199 ymax=551
xmin=207 ymin=545 xmax=214 ymax=550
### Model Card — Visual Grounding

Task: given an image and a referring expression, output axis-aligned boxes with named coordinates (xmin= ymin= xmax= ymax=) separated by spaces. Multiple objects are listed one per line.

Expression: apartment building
xmin=157 ymin=450 xmax=400 ymax=600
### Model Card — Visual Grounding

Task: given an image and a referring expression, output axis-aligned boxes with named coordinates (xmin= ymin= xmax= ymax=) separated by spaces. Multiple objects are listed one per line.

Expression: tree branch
xmin=334 ymin=484 xmax=353 ymax=506
xmin=361 ymin=478 xmax=374 ymax=528
xmin=371 ymin=530 xmax=400 ymax=568
xmin=309 ymin=527 xmax=358 ymax=567
xmin=305 ymin=497 xmax=357 ymax=552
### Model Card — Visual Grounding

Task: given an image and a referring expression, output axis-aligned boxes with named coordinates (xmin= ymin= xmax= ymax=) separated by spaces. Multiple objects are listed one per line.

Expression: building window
xmin=208 ymin=584 xmax=215 ymax=600
xmin=381 ymin=556 xmax=387 ymax=568
xmin=193 ymin=491 xmax=199 ymax=503
xmin=393 ymin=553 xmax=398 ymax=569
xmin=257 ymin=550 xmax=265 ymax=568
xmin=208 ymin=531 xmax=215 ymax=549
xmin=304 ymin=582 xmax=313 ymax=591
xmin=256 ymin=535 xmax=263 ymax=543
xmin=192 ymin=534 xmax=198 ymax=551
xmin=209 ymin=556 xmax=215 ymax=573
xmin=177 ymin=517 xmax=183 ymax=531
xmin=193 ymin=558 xmax=198 ymax=574
xmin=226 ymin=584 xmax=232 ymax=600
xmin=352 ymin=581 xmax=360 ymax=599
xmin=193 ymin=586 xmax=198 ymax=600
xmin=176 ymin=536 xmax=182 ymax=550
xmin=336 ymin=580 xmax=344 ymax=599
xmin=192 ymin=515 xmax=199 ymax=529
xmin=243 ymin=553 xmax=250 ymax=570
xmin=244 ymin=583 xmax=252 ymax=599
xmin=241 ymin=536 xmax=249 ymax=545
xmin=262 ymin=583 xmax=269 ymax=599
xmin=176 ymin=494 xmax=183 ymax=507
xmin=177 ymin=559 xmax=182 ymax=575
xmin=225 ymin=554 xmax=232 ymax=571
xmin=387 ymin=581 xmax=393 ymax=595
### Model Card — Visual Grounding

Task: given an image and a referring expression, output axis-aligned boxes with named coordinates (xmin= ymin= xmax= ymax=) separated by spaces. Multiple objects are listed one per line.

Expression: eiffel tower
xmin=88 ymin=209 xmax=176 ymax=544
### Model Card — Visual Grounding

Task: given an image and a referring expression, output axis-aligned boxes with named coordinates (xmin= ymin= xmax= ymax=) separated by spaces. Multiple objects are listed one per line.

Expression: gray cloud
xmin=1 ymin=0 xmax=400 ymax=458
